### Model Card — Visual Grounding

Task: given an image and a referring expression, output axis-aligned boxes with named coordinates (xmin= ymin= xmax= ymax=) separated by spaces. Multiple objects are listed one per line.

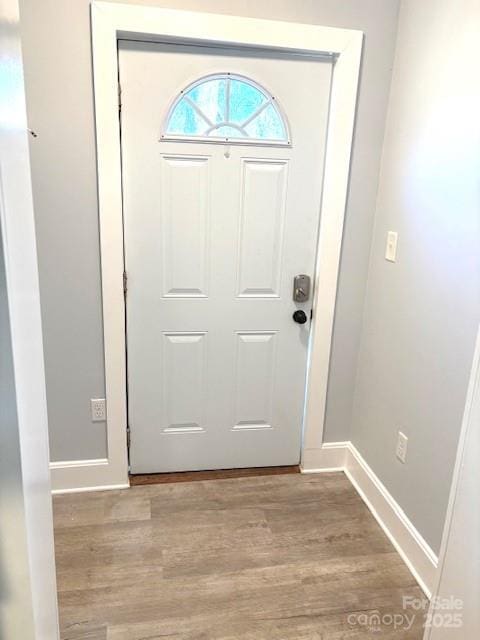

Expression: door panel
xmin=119 ymin=40 xmax=331 ymax=473
xmin=237 ymin=160 xmax=287 ymax=298
xmin=161 ymin=156 xmax=211 ymax=298
xmin=162 ymin=332 xmax=207 ymax=433
xmin=233 ymin=331 xmax=277 ymax=430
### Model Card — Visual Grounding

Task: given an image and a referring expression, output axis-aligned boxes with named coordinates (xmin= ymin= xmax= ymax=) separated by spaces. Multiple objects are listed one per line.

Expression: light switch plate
xmin=385 ymin=231 xmax=398 ymax=262
xmin=396 ymin=431 xmax=408 ymax=463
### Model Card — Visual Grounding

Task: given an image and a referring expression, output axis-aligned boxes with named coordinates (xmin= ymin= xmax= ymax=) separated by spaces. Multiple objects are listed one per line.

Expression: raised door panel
xmin=161 ymin=155 xmax=210 ymax=298
xmin=236 ymin=160 xmax=288 ymax=298
xmin=233 ymin=331 xmax=277 ymax=430
xmin=162 ymin=332 xmax=207 ymax=433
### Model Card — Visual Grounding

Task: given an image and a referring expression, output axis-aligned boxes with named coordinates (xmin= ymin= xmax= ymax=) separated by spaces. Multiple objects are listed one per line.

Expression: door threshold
xmin=129 ymin=465 xmax=300 ymax=485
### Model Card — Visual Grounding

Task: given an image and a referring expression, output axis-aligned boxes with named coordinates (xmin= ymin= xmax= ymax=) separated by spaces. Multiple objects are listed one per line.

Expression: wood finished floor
xmin=53 ymin=472 xmax=425 ymax=639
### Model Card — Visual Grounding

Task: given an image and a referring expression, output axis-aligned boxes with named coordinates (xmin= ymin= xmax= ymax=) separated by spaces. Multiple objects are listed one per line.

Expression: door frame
xmin=1 ymin=0 xmax=60 ymax=632
xmin=89 ymin=0 xmax=363 ymax=488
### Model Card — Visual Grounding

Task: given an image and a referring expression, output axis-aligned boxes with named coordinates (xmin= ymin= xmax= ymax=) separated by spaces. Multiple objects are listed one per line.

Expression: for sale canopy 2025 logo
xmin=347 ymin=595 xmax=463 ymax=633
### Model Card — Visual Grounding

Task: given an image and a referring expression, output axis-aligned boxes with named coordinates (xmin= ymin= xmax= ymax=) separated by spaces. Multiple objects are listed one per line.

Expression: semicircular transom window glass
xmin=162 ymin=74 xmax=290 ymax=145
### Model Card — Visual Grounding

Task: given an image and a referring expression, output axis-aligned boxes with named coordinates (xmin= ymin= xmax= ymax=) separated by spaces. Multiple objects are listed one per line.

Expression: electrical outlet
xmin=396 ymin=431 xmax=408 ymax=463
xmin=91 ymin=398 xmax=106 ymax=422
xmin=385 ymin=231 xmax=398 ymax=262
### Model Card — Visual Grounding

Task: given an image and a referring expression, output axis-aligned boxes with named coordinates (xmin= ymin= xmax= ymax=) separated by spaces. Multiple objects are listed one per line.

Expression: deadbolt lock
xmin=293 ymin=274 xmax=311 ymax=303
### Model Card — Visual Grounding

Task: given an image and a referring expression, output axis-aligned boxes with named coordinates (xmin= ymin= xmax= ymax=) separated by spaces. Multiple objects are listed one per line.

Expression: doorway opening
xmin=82 ymin=2 xmax=362 ymax=493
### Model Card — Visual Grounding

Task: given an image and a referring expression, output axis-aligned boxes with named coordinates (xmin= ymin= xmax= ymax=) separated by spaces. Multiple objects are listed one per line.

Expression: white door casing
xmin=69 ymin=1 xmax=362 ymax=491
xmin=0 ymin=0 xmax=60 ymax=631
xmin=120 ymin=42 xmax=331 ymax=472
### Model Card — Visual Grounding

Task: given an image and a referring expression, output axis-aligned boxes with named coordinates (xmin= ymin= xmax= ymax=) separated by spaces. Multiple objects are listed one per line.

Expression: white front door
xmin=119 ymin=41 xmax=331 ymax=473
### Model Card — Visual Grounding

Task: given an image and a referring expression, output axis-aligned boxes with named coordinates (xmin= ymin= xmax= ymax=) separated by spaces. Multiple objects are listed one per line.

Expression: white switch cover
xmin=91 ymin=398 xmax=106 ymax=422
xmin=396 ymin=431 xmax=408 ymax=463
xmin=385 ymin=231 xmax=398 ymax=262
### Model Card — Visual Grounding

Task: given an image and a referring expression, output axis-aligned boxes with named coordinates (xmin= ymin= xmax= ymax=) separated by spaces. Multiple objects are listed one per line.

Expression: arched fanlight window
xmin=161 ymin=73 xmax=290 ymax=145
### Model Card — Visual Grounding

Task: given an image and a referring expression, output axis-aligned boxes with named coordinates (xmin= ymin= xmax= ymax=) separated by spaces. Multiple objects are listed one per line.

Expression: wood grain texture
xmin=53 ymin=473 xmax=425 ymax=639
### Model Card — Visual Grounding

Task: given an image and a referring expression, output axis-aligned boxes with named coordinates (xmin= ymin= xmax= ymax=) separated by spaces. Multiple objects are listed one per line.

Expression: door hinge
xmin=126 ymin=426 xmax=131 ymax=450
xmin=118 ymin=81 xmax=122 ymax=113
xmin=123 ymin=270 xmax=127 ymax=295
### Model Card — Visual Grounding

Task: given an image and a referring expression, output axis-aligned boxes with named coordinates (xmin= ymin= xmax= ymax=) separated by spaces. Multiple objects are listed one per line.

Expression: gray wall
xmin=19 ymin=0 xmax=400 ymax=461
xmin=350 ymin=0 xmax=480 ymax=553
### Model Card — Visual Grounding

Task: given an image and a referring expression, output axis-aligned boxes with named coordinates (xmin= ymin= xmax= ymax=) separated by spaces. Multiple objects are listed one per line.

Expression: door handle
xmin=292 ymin=310 xmax=308 ymax=324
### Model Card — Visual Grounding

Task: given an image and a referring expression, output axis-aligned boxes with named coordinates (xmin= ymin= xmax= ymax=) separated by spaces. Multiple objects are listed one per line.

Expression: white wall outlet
xmin=91 ymin=398 xmax=106 ymax=422
xmin=385 ymin=231 xmax=398 ymax=262
xmin=396 ymin=431 xmax=408 ymax=463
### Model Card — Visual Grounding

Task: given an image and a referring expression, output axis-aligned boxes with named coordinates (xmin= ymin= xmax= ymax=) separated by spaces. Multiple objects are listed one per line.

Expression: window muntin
xmin=162 ymin=74 xmax=290 ymax=145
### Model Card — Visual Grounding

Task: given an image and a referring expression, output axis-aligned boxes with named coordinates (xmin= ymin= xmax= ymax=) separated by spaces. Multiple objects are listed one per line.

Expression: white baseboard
xmin=301 ymin=441 xmax=438 ymax=597
xmin=50 ymin=458 xmax=129 ymax=494
xmin=301 ymin=442 xmax=349 ymax=471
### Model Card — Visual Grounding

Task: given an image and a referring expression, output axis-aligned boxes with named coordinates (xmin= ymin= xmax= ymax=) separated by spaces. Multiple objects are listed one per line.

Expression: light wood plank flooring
xmin=53 ymin=472 xmax=425 ymax=639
